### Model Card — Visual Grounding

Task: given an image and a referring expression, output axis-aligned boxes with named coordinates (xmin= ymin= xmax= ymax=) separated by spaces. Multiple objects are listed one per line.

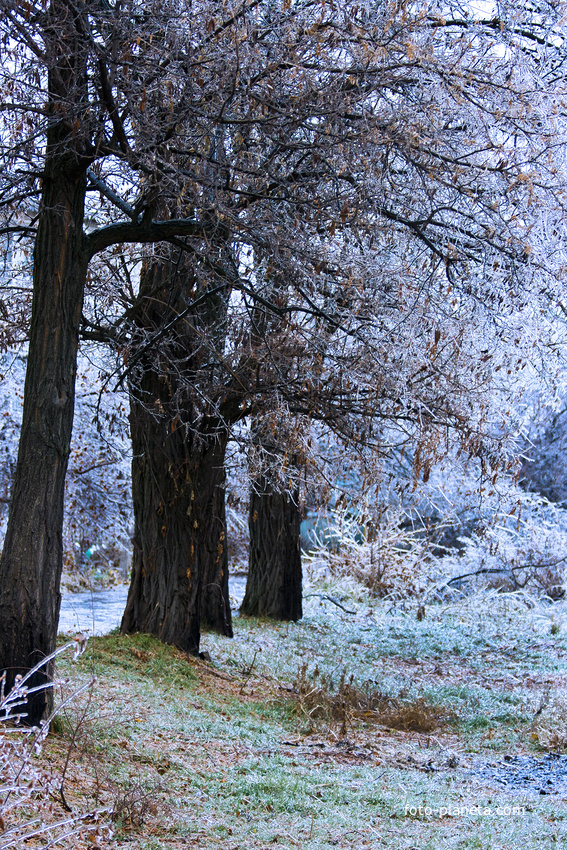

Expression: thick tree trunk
xmin=241 ymin=477 xmax=303 ymax=621
xmin=0 ymin=174 xmax=87 ymax=723
xmin=121 ymin=253 xmax=232 ymax=651
xmin=121 ymin=396 xmax=231 ymax=652
xmin=0 ymin=2 xmax=88 ymax=724
xmin=240 ymin=249 xmax=304 ymax=622
xmin=199 ymin=440 xmax=232 ymax=634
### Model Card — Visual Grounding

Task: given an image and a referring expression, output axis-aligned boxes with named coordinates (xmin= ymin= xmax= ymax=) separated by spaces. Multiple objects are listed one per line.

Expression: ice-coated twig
xmin=304 ymin=593 xmax=356 ymax=615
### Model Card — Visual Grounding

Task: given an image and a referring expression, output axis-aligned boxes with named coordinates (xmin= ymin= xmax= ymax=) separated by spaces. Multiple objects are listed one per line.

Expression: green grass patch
xmin=77 ymin=632 xmax=198 ymax=686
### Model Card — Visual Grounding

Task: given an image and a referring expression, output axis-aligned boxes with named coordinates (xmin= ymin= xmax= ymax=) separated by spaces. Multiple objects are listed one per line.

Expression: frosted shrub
xmin=304 ymin=472 xmax=567 ymax=602
xmin=0 ymin=638 xmax=112 ymax=848
xmin=305 ymin=505 xmax=438 ymax=599
xmin=448 ymin=497 xmax=567 ymax=599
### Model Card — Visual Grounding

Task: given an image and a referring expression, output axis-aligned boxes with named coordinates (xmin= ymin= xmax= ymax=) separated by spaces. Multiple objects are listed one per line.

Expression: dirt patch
xmin=466 ymin=753 xmax=567 ymax=796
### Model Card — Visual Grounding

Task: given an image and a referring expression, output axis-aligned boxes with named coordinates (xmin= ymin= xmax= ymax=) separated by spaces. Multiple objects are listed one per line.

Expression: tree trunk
xmin=121 ymin=396 xmax=232 ymax=652
xmin=241 ymin=477 xmax=303 ymax=621
xmin=0 ymin=173 xmax=87 ymax=723
xmin=0 ymin=2 xmax=88 ymax=724
xmin=240 ymin=250 xmax=303 ymax=622
xmin=199 ymin=436 xmax=232 ymax=634
xmin=121 ymin=252 xmax=232 ymax=651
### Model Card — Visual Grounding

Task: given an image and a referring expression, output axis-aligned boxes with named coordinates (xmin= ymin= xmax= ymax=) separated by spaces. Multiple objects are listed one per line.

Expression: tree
xmin=1 ymin=0 xmax=566 ymax=722
xmin=241 ymin=424 xmax=303 ymax=621
xmin=239 ymin=252 xmax=305 ymax=621
xmin=0 ymin=0 xmax=91 ymax=723
xmin=120 ymin=243 xmax=235 ymax=647
xmin=0 ymin=0 xmax=247 ymax=720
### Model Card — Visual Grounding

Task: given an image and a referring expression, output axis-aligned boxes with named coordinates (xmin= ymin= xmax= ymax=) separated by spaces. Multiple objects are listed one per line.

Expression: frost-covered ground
xmin=38 ymin=574 xmax=567 ymax=849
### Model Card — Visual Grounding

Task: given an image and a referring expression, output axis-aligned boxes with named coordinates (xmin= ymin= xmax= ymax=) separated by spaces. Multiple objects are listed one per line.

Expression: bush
xmin=305 ymin=505 xmax=438 ymax=599
xmin=305 ymin=472 xmax=567 ymax=602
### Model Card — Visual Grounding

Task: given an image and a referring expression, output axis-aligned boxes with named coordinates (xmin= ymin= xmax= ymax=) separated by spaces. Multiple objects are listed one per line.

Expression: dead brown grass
xmin=292 ymin=664 xmax=455 ymax=735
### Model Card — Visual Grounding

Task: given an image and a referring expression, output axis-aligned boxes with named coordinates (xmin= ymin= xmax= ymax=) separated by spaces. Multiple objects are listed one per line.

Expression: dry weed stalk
xmin=110 ymin=781 xmax=161 ymax=830
xmin=531 ymin=691 xmax=567 ymax=750
xmin=0 ymin=637 xmax=113 ymax=849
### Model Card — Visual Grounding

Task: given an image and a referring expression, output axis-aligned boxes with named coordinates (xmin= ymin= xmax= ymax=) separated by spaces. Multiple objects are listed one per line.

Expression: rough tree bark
xmin=121 ymin=398 xmax=232 ymax=651
xmin=121 ymin=251 xmax=233 ymax=651
xmin=241 ymin=418 xmax=303 ymax=622
xmin=240 ymin=248 xmax=304 ymax=622
xmin=241 ymin=475 xmax=302 ymax=621
xmin=0 ymin=0 xmax=89 ymax=723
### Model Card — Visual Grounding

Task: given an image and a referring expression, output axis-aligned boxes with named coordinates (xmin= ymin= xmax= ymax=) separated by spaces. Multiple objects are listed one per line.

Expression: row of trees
xmin=1 ymin=0 xmax=566 ymax=722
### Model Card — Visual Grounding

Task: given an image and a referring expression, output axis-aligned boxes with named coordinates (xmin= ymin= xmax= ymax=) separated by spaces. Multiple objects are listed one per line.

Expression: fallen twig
xmin=441 ymin=558 xmax=567 ymax=591
xmin=304 ymin=594 xmax=356 ymax=614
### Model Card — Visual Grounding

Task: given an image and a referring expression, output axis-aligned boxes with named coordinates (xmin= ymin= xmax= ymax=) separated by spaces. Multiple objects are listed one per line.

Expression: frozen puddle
xmin=58 ymin=574 xmax=248 ymax=636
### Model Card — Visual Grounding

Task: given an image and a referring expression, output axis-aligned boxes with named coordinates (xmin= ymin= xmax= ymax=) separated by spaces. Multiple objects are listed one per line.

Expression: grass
xmin=41 ymin=581 xmax=567 ymax=849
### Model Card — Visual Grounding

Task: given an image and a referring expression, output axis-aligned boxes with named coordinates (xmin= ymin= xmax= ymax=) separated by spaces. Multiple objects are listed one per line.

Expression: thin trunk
xmin=0 ymin=1 xmax=88 ymax=724
xmin=241 ymin=477 xmax=302 ymax=621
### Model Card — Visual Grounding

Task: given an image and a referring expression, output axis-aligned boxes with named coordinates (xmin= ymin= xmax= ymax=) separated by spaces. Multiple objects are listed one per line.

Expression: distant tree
xmin=241 ymin=422 xmax=303 ymax=621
